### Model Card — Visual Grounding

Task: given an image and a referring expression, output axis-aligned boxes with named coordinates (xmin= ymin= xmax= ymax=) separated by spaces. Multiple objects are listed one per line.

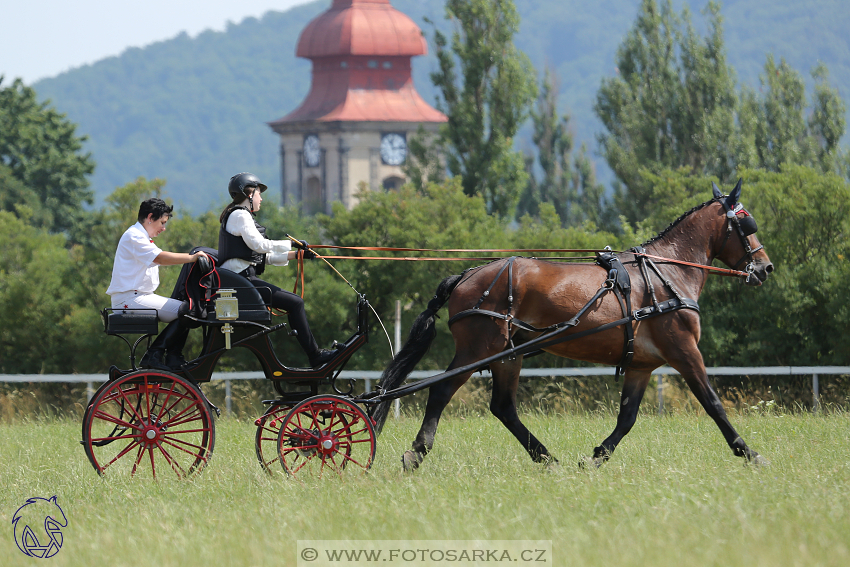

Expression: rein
xmin=630 ymin=252 xmax=750 ymax=278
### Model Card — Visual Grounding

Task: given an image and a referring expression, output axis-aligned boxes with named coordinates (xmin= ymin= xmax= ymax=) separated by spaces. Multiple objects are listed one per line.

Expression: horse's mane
xmin=640 ymin=197 xmax=720 ymax=247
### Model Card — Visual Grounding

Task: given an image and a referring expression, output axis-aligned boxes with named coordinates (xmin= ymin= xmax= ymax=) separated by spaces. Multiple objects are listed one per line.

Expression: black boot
xmin=139 ymin=320 xmax=183 ymax=372
xmin=165 ymin=325 xmax=191 ymax=370
xmin=293 ymin=326 xmax=337 ymax=368
xmin=139 ymin=336 xmax=170 ymax=371
xmin=165 ymin=302 xmax=192 ymax=370
xmin=309 ymin=348 xmax=337 ymax=368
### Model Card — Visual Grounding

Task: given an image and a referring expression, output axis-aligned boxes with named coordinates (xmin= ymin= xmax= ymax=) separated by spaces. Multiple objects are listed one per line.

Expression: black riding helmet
xmin=228 ymin=172 xmax=267 ymax=200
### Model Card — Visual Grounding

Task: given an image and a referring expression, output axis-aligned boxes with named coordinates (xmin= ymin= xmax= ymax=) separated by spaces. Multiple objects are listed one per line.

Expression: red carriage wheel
xmin=82 ymin=371 xmax=215 ymax=479
xmin=254 ymin=404 xmax=292 ymax=474
xmin=276 ymin=395 xmax=376 ymax=477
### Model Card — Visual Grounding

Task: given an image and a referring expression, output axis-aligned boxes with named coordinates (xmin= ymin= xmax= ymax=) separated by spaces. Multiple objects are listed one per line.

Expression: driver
xmin=107 ymin=198 xmax=208 ymax=370
xmin=218 ymin=172 xmax=335 ymax=368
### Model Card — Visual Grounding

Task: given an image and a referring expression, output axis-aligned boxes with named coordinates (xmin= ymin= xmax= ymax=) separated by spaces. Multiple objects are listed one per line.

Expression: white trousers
xmin=110 ymin=291 xmax=183 ymax=323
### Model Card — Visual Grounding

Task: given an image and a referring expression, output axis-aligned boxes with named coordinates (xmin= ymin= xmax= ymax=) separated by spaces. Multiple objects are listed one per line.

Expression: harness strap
xmin=359 ymin=295 xmax=700 ymax=404
xmin=473 ymin=257 xmax=516 ymax=309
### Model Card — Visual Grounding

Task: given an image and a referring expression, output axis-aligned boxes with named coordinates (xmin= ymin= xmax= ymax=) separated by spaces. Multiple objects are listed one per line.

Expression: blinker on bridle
xmin=716 ymin=189 xmax=763 ymax=283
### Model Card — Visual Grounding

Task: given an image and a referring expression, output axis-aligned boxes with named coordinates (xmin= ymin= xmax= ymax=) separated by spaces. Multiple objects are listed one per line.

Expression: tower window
xmin=340 ymin=61 xmax=348 ymax=68
xmin=367 ymin=60 xmax=378 ymax=68
xmin=382 ymin=61 xmax=392 ymax=69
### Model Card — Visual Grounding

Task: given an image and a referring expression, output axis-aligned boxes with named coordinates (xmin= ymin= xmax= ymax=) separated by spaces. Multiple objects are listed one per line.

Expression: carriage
xmin=83 ymin=266 xmax=377 ymax=479
xmin=82 ymin=181 xmax=773 ymax=479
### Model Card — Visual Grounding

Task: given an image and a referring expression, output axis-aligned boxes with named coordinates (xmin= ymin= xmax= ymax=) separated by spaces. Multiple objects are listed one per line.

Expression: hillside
xmin=32 ymin=0 xmax=850 ymax=213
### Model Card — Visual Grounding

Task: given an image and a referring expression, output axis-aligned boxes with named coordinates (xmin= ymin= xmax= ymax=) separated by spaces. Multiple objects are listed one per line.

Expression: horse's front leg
xmin=583 ymin=367 xmax=653 ymax=468
xmin=669 ymin=354 xmax=767 ymax=465
xmin=403 ymin=361 xmax=473 ymax=472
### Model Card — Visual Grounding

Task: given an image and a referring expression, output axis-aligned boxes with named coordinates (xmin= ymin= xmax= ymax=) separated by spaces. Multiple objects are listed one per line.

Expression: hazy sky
xmin=1 ymin=1 xmax=312 ymax=84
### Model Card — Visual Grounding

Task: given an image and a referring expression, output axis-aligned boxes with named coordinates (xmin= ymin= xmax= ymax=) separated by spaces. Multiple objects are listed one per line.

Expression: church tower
xmin=268 ymin=0 xmax=447 ymax=213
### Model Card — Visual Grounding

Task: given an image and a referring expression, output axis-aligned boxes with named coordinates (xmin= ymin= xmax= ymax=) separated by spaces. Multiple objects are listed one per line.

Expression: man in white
xmin=107 ymin=197 xmax=207 ymax=369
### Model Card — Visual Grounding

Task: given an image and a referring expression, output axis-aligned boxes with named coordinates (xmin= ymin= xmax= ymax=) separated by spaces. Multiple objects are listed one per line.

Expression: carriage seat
xmin=103 ymin=310 xmax=160 ymax=336
xmin=211 ymin=269 xmax=272 ymax=323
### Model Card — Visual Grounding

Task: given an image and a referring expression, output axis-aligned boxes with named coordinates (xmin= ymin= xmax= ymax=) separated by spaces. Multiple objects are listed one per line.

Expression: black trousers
xmin=245 ymin=275 xmax=320 ymax=358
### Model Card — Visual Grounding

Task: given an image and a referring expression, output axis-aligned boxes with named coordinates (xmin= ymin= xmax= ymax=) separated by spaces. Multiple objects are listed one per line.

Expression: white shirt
xmin=106 ymin=222 xmax=163 ymax=295
xmin=220 ymin=207 xmax=291 ymax=273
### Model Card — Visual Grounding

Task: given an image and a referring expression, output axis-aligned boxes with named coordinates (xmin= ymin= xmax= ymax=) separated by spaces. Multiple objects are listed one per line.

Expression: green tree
xmin=519 ymin=69 xmax=612 ymax=229
xmin=420 ymin=0 xmax=538 ymax=217
xmin=738 ymin=57 xmax=847 ymax=174
xmin=0 ymin=77 xmax=95 ymax=233
xmin=594 ymin=0 xmax=739 ymax=225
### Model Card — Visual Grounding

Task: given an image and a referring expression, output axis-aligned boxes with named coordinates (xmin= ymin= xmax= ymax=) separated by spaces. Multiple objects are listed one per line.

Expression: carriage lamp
xmin=215 ymin=289 xmax=239 ymax=349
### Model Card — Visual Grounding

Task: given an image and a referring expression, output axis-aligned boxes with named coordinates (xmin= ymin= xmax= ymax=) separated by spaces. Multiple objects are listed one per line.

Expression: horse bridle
xmin=715 ymin=198 xmax=762 ymax=283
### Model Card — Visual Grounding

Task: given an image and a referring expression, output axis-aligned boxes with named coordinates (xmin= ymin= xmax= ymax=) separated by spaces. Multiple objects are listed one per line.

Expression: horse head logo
xmin=12 ymin=496 xmax=67 ymax=558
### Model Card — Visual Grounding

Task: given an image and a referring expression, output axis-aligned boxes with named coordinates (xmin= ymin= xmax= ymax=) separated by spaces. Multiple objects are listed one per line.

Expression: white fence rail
xmin=1 ymin=366 xmax=846 ymax=415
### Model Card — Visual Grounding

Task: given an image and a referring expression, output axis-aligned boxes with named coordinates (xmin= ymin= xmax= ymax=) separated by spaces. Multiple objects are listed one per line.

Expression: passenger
xmin=218 ymin=172 xmax=335 ymax=368
xmin=107 ymin=198 xmax=208 ymax=370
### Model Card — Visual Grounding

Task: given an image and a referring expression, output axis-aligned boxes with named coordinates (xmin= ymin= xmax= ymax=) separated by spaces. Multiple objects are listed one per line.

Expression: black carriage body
xmin=104 ymin=268 xmax=369 ymax=392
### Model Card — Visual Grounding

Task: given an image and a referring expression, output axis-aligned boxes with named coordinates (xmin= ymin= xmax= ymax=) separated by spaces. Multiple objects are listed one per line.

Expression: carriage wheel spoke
xmin=155 ymin=440 xmax=190 ymax=477
xmin=101 ymin=439 xmax=142 ymax=473
xmin=117 ymin=388 xmax=147 ymax=425
xmin=162 ymin=402 xmax=203 ymax=428
xmin=148 ymin=445 xmax=158 ymax=479
xmin=92 ymin=409 xmax=141 ymax=431
xmin=161 ymin=434 xmax=209 ymax=456
xmin=131 ymin=442 xmax=146 ymax=476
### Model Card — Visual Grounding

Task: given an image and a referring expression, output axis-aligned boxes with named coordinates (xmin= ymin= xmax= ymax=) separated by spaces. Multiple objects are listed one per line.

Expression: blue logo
xmin=12 ymin=496 xmax=67 ymax=558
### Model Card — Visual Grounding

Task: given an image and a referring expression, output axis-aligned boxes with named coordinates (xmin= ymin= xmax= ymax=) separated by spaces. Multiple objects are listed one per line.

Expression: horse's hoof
xmin=578 ymin=456 xmax=603 ymax=470
xmin=401 ymin=450 xmax=422 ymax=472
xmin=748 ymin=453 xmax=771 ymax=467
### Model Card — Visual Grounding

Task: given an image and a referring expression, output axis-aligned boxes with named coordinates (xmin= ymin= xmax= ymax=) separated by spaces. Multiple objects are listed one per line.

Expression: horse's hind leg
xmin=584 ymin=367 xmax=652 ymax=468
xmin=490 ymin=357 xmax=557 ymax=465
xmin=403 ymin=360 xmax=474 ymax=472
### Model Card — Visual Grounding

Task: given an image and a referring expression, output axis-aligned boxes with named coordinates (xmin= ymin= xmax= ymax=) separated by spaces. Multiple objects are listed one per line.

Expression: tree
xmin=519 ymin=69 xmax=612 ymax=229
xmin=420 ymin=0 xmax=538 ymax=217
xmin=0 ymin=77 xmax=95 ymax=233
xmin=738 ymin=57 xmax=847 ymax=174
xmin=594 ymin=0 xmax=739 ymax=225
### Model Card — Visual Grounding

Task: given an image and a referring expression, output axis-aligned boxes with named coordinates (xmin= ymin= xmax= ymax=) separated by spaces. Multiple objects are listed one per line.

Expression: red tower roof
xmin=297 ymin=0 xmax=427 ymax=59
xmin=270 ymin=0 xmax=446 ymax=126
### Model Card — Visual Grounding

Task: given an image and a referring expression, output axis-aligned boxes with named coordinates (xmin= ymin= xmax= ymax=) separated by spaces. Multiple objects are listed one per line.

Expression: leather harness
xmin=447 ymin=253 xmax=700 ymax=376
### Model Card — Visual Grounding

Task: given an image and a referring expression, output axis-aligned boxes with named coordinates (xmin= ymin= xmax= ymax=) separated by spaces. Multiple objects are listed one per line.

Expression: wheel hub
xmin=317 ymin=432 xmax=336 ymax=456
xmin=141 ymin=420 xmax=165 ymax=445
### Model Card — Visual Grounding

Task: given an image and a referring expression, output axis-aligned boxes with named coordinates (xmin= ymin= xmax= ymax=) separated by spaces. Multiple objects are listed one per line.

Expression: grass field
xmin=0 ymin=409 xmax=848 ymax=567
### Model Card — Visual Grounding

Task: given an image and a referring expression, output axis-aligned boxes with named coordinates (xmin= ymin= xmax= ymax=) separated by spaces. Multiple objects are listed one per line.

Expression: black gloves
xmin=292 ymin=238 xmax=317 ymax=260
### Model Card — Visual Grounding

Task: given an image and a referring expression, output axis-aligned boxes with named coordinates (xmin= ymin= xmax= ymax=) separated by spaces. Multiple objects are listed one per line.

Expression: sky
xmin=1 ymin=1 xmax=313 ymax=84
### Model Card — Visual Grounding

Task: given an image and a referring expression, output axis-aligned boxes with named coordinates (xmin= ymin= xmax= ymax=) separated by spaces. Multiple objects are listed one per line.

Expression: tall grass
xmin=0 ymin=410 xmax=848 ymax=566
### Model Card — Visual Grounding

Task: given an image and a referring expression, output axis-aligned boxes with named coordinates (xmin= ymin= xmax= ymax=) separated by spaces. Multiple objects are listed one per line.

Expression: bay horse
xmin=374 ymin=180 xmax=774 ymax=471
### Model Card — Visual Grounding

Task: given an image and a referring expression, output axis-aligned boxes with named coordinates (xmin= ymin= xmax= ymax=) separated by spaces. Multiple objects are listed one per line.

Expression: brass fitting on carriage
xmin=215 ymin=289 xmax=239 ymax=349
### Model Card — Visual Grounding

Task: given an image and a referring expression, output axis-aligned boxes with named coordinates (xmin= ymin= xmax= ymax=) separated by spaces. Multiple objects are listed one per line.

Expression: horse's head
xmin=711 ymin=179 xmax=774 ymax=285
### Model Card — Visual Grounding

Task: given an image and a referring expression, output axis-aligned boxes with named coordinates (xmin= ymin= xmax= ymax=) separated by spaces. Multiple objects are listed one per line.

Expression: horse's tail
xmin=372 ymin=274 xmax=463 ymax=435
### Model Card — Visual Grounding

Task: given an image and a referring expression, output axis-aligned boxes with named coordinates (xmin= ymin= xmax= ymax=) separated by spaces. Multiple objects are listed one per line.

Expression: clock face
xmin=380 ymin=133 xmax=407 ymax=166
xmin=303 ymin=135 xmax=321 ymax=167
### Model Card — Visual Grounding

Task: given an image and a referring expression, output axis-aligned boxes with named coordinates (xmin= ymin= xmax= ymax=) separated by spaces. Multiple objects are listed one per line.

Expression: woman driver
xmin=218 ymin=172 xmax=335 ymax=368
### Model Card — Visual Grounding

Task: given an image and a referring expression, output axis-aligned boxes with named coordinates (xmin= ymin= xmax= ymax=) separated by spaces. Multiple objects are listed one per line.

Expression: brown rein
xmin=306 ymin=245 xmax=751 ymax=279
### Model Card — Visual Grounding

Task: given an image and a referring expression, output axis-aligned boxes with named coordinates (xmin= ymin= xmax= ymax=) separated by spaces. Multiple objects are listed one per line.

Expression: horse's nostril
xmin=765 ymin=263 xmax=774 ymax=274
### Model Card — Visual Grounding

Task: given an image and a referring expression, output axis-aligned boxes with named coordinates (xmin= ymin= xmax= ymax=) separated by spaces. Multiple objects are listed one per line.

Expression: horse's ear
xmin=712 ymin=181 xmax=723 ymax=199
xmin=725 ymin=178 xmax=742 ymax=208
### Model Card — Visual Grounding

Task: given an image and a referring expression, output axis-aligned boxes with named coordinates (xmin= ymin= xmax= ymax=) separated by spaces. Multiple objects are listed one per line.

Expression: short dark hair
xmin=137 ymin=198 xmax=174 ymax=223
